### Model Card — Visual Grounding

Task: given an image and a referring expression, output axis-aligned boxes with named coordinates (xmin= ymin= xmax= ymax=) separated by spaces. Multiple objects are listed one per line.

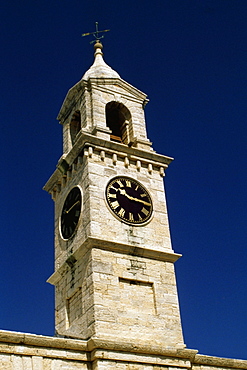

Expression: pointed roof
xmin=82 ymin=41 xmax=120 ymax=80
xmin=57 ymin=41 xmax=148 ymax=122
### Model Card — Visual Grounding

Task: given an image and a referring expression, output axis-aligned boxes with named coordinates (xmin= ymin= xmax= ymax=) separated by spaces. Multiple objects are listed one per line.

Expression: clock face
xmin=60 ymin=187 xmax=82 ymax=239
xmin=106 ymin=176 xmax=153 ymax=225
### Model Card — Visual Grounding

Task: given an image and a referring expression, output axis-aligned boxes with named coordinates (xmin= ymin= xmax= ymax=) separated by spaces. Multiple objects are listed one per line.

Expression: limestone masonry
xmin=2 ymin=41 xmax=246 ymax=369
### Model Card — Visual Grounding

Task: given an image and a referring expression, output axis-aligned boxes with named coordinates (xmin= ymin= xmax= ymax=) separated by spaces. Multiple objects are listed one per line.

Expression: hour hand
xmin=117 ymin=188 xmax=127 ymax=196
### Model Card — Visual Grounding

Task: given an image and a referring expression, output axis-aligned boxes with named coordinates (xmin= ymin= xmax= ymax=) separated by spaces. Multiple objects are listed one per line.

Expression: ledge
xmin=0 ymin=330 xmax=87 ymax=351
xmin=194 ymin=354 xmax=247 ymax=369
xmin=47 ymin=237 xmax=181 ymax=286
xmin=0 ymin=330 xmax=246 ymax=368
xmin=43 ymin=131 xmax=173 ymax=194
xmin=88 ymin=337 xmax=195 ymax=359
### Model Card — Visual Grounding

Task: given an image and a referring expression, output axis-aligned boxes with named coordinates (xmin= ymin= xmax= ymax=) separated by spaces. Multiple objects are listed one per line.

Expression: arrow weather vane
xmin=82 ymin=22 xmax=110 ymax=43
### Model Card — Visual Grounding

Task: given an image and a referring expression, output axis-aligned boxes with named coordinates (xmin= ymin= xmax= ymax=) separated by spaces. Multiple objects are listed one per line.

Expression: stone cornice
xmin=88 ymin=77 xmax=148 ymax=102
xmin=0 ymin=329 xmax=87 ymax=351
xmin=47 ymin=237 xmax=181 ymax=286
xmin=0 ymin=330 xmax=246 ymax=368
xmin=194 ymin=354 xmax=247 ymax=369
xmin=43 ymin=131 xmax=173 ymax=194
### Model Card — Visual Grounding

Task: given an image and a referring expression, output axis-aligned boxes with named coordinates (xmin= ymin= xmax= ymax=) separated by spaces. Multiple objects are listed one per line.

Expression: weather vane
xmin=82 ymin=22 xmax=110 ymax=44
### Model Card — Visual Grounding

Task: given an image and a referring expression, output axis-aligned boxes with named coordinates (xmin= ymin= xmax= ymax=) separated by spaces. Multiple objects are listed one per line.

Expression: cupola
xmin=57 ymin=41 xmax=152 ymax=156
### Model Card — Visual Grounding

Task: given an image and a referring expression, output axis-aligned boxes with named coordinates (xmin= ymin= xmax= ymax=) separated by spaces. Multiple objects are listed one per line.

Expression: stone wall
xmin=0 ymin=331 xmax=246 ymax=370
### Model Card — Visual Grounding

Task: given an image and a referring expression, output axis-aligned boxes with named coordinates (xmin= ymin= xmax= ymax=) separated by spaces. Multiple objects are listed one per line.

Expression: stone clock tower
xmin=44 ymin=41 xmax=185 ymax=350
xmin=0 ymin=36 xmax=246 ymax=370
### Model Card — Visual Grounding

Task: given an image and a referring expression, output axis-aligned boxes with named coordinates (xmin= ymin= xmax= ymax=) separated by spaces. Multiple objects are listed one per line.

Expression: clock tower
xmin=44 ymin=40 xmax=185 ymax=350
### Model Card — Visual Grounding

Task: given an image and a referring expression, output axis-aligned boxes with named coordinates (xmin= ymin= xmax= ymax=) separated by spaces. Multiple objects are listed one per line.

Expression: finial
xmin=82 ymin=22 xmax=110 ymax=44
xmin=94 ymin=40 xmax=103 ymax=51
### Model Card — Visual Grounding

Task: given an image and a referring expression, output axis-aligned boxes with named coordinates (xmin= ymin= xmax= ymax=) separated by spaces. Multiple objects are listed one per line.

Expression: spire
xmin=82 ymin=39 xmax=120 ymax=80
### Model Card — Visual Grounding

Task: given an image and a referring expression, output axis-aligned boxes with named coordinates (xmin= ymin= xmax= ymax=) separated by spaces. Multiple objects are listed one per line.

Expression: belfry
xmin=0 ymin=35 xmax=247 ymax=370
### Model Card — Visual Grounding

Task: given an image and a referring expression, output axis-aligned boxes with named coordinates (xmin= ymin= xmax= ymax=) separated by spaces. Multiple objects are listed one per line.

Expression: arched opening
xmin=106 ymin=102 xmax=132 ymax=145
xmin=70 ymin=111 xmax=81 ymax=145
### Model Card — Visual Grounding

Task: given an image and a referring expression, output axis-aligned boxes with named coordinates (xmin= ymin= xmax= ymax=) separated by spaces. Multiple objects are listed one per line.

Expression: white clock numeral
xmin=138 ymin=213 xmax=143 ymax=221
xmin=129 ymin=212 xmax=134 ymax=222
xmin=141 ymin=207 xmax=149 ymax=216
xmin=109 ymin=193 xmax=117 ymax=198
xmin=135 ymin=185 xmax=139 ymax=191
xmin=116 ymin=180 xmax=124 ymax=187
xmin=118 ymin=208 xmax=125 ymax=217
xmin=140 ymin=193 xmax=146 ymax=198
xmin=126 ymin=180 xmax=131 ymax=187
xmin=110 ymin=185 xmax=118 ymax=192
xmin=111 ymin=200 xmax=119 ymax=209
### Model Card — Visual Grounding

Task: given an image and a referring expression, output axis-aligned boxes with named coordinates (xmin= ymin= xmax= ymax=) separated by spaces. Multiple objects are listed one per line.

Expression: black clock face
xmin=106 ymin=176 xmax=153 ymax=225
xmin=61 ymin=187 xmax=82 ymax=239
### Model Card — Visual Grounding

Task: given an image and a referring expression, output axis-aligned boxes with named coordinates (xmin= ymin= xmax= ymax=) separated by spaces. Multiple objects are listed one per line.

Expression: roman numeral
xmin=140 ymin=193 xmax=146 ymax=198
xmin=126 ymin=180 xmax=131 ymax=187
xmin=116 ymin=180 xmax=124 ymax=187
xmin=141 ymin=207 xmax=149 ymax=216
xmin=111 ymin=200 xmax=119 ymax=209
xmin=138 ymin=213 xmax=143 ymax=221
xmin=129 ymin=213 xmax=134 ymax=222
xmin=118 ymin=208 xmax=125 ymax=217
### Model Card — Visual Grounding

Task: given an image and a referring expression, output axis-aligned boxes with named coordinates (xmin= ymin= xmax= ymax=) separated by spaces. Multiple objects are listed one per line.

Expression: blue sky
xmin=1 ymin=0 xmax=247 ymax=360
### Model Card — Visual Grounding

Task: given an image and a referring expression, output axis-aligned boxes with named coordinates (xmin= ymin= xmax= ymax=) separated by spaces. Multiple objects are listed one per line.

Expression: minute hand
xmin=127 ymin=195 xmax=151 ymax=206
xmin=118 ymin=188 xmax=151 ymax=206
xmin=66 ymin=200 xmax=80 ymax=214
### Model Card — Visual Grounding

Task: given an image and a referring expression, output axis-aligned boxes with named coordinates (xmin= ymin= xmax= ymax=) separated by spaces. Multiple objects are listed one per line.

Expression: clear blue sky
xmin=1 ymin=0 xmax=247 ymax=360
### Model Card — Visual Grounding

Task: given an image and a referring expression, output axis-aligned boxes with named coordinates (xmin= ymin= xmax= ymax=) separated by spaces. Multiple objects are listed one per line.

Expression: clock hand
xmin=117 ymin=188 xmax=151 ymax=206
xmin=66 ymin=200 xmax=80 ymax=214
xmin=127 ymin=196 xmax=151 ymax=206
xmin=117 ymin=188 xmax=127 ymax=196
